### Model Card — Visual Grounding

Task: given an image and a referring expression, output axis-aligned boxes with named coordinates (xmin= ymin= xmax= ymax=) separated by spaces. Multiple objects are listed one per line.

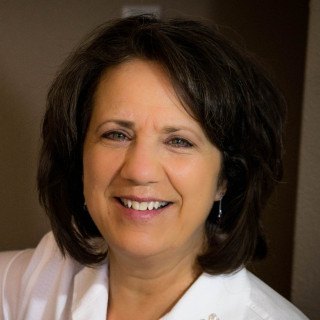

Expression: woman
xmin=0 ymin=15 xmax=309 ymax=320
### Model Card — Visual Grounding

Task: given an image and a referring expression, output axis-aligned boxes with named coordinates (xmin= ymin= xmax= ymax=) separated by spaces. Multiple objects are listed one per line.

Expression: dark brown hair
xmin=38 ymin=15 xmax=286 ymax=274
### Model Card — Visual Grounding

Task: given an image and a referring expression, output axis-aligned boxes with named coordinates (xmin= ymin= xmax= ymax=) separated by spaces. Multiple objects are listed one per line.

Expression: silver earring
xmin=217 ymin=197 xmax=223 ymax=222
xmin=83 ymin=202 xmax=87 ymax=211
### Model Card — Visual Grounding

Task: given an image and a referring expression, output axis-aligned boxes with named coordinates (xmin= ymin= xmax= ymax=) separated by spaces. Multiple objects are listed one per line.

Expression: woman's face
xmin=83 ymin=59 xmax=225 ymax=260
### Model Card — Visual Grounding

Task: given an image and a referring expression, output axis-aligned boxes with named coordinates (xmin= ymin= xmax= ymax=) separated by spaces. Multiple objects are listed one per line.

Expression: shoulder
xmin=0 ymin=232 xmax=66 ymax=286
xmin=244 ymin=270 xmax=309 ymax=320
xmin=0 ymin=248 xmax=34 ymax=305
xmin=0 ymin=232 xmax=81 ymax=319
xmin=163 ymin=268 xmax=309 ymax=320
xmin=0 ymin=233 xmax=57 ymax=294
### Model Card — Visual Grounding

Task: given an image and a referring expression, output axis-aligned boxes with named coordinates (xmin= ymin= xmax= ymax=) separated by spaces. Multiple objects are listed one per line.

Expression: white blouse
xmin=0 ymin=232 xmax=309 ymax=320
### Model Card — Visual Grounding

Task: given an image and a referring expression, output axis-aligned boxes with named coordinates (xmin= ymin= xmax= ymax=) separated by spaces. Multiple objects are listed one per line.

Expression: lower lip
xmin=115 ymin=199 xmax=170 ymax=221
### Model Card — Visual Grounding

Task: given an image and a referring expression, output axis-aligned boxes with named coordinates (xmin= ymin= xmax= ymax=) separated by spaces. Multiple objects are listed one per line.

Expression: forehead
xmin=91 ymin=59 xmax=198 ymax=125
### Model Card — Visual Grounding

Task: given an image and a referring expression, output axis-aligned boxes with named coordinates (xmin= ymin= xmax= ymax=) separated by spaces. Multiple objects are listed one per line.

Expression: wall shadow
xmin=210 ymin=0 xmax=309 ymax=298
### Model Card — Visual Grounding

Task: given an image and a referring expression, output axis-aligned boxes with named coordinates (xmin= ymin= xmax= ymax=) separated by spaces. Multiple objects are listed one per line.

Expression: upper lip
xmin=115 ymin=195 xmax=172 ymax=203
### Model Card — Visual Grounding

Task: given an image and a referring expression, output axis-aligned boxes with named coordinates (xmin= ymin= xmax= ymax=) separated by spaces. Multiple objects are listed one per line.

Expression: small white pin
xmin=208 ymin=314 xmax=220 ymax=320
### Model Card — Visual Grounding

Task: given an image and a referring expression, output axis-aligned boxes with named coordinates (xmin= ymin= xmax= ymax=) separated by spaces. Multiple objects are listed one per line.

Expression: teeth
xmin=120 ymin=198 xmax=169 ymax=211
xmin=139 ymin=202 xmax=148 ymax=210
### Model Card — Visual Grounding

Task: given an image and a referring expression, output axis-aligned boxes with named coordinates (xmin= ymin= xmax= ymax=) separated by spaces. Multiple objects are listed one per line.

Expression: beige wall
xmin=292 ymin=0 xmax=320 ymax=319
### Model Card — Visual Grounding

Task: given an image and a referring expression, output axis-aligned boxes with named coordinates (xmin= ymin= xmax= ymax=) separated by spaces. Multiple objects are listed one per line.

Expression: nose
xmin=120 ymin=139 xmax=161 ymax=185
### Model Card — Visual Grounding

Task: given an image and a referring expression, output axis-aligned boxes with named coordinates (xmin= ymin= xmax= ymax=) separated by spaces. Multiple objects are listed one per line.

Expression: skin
xmin=83 ymin=59 xmax=226 ymax=320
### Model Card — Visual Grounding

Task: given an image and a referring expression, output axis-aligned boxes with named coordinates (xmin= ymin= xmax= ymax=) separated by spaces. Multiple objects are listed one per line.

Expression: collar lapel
xmin=162 ymin=268 xmax=251 ymax=320
xmin=71 ymin=263 xmax=108 ymax=320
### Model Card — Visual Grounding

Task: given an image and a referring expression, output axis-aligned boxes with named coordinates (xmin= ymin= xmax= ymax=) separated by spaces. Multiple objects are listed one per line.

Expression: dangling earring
xmin=217 ymin=197 xmax=223 ymax=223
xmin=83 ymin=201 xmax=87 ymax=212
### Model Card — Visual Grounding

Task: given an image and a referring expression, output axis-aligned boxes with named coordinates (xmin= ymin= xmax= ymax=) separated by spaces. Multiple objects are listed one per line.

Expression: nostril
xmin=119 ymin=145 xmax=162 ymax=184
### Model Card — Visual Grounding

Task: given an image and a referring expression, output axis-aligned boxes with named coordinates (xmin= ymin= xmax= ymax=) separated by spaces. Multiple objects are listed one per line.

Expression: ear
xmin=214 ymin=180 xmax=227 ymax=201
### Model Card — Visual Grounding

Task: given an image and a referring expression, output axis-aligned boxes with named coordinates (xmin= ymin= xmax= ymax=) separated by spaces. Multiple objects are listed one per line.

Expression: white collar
xmin=162 ymin=268 xmax=250 ymax=320
xmin=71 ymin=262 xmax=250 ymax=320
xmin=71 ymin=263 xmax=108 ymax=320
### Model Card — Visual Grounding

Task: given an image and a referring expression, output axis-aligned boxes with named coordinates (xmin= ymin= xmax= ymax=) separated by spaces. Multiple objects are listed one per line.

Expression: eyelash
xmin=101 ymin=131 xmax=130 ymax=141
xmin=166 ymin=137 xmax=194 ymax=148
xmin=101 ymin=131 xmax=194 ymax=148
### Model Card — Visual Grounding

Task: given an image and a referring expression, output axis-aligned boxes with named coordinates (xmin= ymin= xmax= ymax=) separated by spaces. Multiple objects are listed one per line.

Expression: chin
xmin=108 ymin=235 xmax=170 ymax=260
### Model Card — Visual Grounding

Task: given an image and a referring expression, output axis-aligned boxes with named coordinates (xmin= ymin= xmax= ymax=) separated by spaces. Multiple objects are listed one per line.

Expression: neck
xmin=107 ymin=245 xmax=203 ymax=320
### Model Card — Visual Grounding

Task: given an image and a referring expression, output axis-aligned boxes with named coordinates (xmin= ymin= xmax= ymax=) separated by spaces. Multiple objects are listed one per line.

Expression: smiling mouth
xmin=117 ymin=198 xmax=171 ymax=211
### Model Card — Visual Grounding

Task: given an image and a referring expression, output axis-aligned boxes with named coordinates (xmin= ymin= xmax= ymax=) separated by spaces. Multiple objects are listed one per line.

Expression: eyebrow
xmin=162 ymin=126 xmax=203 ymax=142
xmin=162 ymin=126 xmax=191 ymax=134
xmin=96 ymin=119 xmax=135 ymax=133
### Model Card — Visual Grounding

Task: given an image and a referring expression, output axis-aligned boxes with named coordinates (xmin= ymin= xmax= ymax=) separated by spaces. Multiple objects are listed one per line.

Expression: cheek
xmin=83 ymin=147 xmax=120 ymax=195
xmin=166 ymin=155 xmax=221 ymax=205
xmin=83 ymin=150 xmax=101 ymax=191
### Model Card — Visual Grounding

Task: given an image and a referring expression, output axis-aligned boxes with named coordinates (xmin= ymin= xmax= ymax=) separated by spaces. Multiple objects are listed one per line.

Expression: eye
xmin=167 ymin=137 xmax=193 ymax=148
xmin=101 ymin=131 xmax=129 ymax=141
